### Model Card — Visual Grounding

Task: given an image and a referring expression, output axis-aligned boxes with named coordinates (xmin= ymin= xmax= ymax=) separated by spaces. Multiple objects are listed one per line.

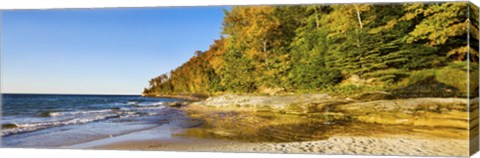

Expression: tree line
xmin=144 ymin=2 xmax=479 ymax=96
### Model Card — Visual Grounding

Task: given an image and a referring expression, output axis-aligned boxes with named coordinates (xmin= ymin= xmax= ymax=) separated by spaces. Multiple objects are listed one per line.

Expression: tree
xmin=143 ymin=2 xmax=473 ymax=95
xmin=404 ymin=2 xmax=472 ymax=61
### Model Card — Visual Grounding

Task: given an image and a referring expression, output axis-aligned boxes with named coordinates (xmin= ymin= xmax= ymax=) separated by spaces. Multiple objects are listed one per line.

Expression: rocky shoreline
xmin=189 ymin=94 xmax=469 ymax=129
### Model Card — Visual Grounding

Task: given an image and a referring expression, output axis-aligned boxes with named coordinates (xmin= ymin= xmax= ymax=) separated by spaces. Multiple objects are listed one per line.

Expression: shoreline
xmin=142 ymin=94 xmax=207 ymax=101
xmin=63 ymin=124 xmax=179 ymax=149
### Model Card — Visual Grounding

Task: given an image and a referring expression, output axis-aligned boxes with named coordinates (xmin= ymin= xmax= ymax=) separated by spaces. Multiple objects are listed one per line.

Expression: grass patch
xmin=392 ymin=62 xmax=471 ymax=98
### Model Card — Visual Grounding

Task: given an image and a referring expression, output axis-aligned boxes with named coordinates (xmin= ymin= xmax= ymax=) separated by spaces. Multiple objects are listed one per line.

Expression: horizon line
xmin=1 ymin=92 xmax=142 ymax=96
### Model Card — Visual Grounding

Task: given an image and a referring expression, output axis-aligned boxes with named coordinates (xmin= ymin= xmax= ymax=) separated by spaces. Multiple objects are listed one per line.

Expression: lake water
xmin=1 ymin=94 xmax=187 ymax=148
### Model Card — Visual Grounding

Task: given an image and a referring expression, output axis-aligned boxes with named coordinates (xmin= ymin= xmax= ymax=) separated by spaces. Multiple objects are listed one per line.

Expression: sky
xmin=1 ymin=6 xmax=227 ymax=95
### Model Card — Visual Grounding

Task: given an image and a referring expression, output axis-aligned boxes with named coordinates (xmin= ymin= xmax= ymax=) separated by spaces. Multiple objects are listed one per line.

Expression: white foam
xmin=2 ymin=105 xmax=169 ymax=136
xmin=1 ymin=114 xmax=118 ymax=136
xmin=136 ymin=101 xmax=164 ymax=107
xmin=126 ymin=101 xmax=138 ymax=105
xmin=49 ymin=109 xmax=112 ymax=117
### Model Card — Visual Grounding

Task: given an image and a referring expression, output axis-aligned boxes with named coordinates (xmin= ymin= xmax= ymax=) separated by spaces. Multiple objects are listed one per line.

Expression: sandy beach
xmin=91 ymin=130 xmax=468 ymax=157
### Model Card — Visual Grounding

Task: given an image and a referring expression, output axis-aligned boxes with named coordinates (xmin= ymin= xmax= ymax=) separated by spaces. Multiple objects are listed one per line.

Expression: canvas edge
xmin=0 ymin=10 xmax=4 ymax=147
xmin=469 ymin=1 xmax=480 ymax=157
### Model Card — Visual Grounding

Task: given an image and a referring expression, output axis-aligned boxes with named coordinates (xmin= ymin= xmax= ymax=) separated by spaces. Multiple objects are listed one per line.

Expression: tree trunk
xmin=314 ymin=6 xmax=320 ymax=29
xmin=354 ymin=5 xmax=363 ymax=48
xmin=354 ymin=5 xmax=367 ymax=78
xmin=263 ymin=39 xmax=270 ymax=70
xmin=354 ymin=5 xmax=364 ymax=29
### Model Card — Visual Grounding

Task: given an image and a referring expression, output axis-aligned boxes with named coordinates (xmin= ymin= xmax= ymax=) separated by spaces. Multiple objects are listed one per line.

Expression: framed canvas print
xmin=1 ymin=1 xmax=479 ymax=157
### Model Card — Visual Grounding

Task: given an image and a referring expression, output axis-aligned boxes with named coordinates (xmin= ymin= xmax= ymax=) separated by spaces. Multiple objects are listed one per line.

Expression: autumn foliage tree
xmin=144 ymin=2 xmax=477 ymax=96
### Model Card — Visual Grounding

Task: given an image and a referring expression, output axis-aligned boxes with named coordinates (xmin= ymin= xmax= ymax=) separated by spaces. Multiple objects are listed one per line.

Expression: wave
xmin=1 ymin=114 xmax=119 ymax=136
xmin=127 ymin=101 xmax=164 ymax=107
xmin=46 ymin=109 xmax=113 ymax=117
xmin=127 ymin=101 xmax=138 ymax=105
xmin=1 ymin=105 xmax=169 ymax=136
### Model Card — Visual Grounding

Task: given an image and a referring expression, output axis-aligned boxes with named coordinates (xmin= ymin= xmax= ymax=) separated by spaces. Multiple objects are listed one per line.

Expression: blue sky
xmin=1 ymin=7 xmax=227 ymax=94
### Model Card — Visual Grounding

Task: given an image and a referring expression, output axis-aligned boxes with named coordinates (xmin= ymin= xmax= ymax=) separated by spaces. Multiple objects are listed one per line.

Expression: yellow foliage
xmin=325 ymin=4 xmax=372 ymax=38
xmin=400 ymin=3 xmax=425 ymax=21
xmin=447 ymin=46 xmax=469 ymax=61
xmin=369 ymin=19 xmax=398 ymax=34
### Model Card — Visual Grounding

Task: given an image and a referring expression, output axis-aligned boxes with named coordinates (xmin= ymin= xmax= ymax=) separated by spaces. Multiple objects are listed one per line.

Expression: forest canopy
xmin=143 ymin=2 xmax=479 ymax=97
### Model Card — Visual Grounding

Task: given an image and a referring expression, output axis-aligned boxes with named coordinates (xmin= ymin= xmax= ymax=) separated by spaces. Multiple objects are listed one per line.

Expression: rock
xmin=335 ymin=98 xmax=468 ymax=128
xmin=167 ymin=102 xmax=186 ymax=107
xmin=192 ymin=94 xmax=332 ymax=110
xmin=2 ymin=123 xmax=18 ymax=129
xmin=336 ymin=98 xmax=468 ymax=113
xmin=259 ymin=87 xmax=286 ymax=95
xmin=355 ymin=91 xmax=394 ymax=101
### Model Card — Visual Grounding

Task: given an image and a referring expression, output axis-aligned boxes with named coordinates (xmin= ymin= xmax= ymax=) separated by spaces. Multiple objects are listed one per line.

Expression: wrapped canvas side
xmin=469 ymin=2 xmax=480 ymax=156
